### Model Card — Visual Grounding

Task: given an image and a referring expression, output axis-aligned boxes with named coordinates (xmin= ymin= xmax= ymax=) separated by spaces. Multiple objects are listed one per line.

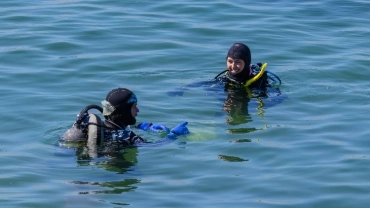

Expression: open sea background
xmin=1 ymin=0 xmax=369 ymax=207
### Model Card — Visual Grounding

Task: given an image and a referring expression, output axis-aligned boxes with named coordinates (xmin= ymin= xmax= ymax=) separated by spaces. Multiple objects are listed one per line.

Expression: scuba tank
xmin=60 ymin=105 xmax=104 ymax=157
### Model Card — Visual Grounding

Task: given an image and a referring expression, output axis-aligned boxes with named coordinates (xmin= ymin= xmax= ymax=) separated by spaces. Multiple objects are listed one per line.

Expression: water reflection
xmin=75 ymin=144 xmax=139 ymax=174
xmin=218 ymin=154 xmax=249 ymax=162
xmin=70 ymin=178 xmax=140 ymax=194
xmin=167 ymin=80 xmax=284 ymax=135
xmin=222 ymin=87 xmax=269 ymax=134
xmin=58 ymin=142 xmax=142 ymax=195
xmin=223 ymin=89 xmax=252 ymax=125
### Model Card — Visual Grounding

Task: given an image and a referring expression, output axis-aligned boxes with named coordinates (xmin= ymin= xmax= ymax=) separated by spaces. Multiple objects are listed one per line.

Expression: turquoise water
xmin=1 ymin=0 xmax=370 ymax=207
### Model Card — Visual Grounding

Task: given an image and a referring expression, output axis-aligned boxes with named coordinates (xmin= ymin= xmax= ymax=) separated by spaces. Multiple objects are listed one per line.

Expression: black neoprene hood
xmin=106 ymin=88 xmax=137 ymax=126
xmin=226 ymin=43 xmax=252 ymax=82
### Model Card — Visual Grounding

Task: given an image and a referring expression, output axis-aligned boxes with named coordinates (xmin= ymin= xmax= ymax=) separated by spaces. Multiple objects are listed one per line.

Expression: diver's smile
xmin=227 ymin=57 xmax=245 ymax=75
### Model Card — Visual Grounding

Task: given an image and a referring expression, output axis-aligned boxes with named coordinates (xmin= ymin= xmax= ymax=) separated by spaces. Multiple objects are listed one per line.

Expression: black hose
xmin=75 ymin=104 xmax=104 ymax=127
xmin=214 ymin=69 xmax=228 ymax=79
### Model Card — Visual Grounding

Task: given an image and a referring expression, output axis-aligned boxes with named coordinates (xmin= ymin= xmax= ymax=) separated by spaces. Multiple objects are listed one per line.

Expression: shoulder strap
xmin=87 ymin=113 xmax=104 ymax=158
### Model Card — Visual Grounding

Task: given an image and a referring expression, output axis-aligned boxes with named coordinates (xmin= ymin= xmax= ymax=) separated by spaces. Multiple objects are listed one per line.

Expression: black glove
xmin=125 ymin=132 xmax=145 ymax=145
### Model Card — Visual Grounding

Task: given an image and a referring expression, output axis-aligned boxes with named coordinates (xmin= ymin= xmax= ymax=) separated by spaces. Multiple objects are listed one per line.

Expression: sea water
xmin=1 ymin=0 xmax=370 ymax=207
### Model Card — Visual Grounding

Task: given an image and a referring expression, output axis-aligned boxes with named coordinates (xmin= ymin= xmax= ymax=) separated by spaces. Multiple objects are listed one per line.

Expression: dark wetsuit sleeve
xmin=107 ymin=129 xmax=146 ymax=145
xmin=167 ymin=80 xmax=218 ymax=97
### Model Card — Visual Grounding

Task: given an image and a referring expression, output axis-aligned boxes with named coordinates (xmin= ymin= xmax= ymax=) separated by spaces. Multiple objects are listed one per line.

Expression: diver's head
xmin=226 ymin=43 xmax=252 ymax=81
xmin=102 ymin=88 xmax=139 ymax=128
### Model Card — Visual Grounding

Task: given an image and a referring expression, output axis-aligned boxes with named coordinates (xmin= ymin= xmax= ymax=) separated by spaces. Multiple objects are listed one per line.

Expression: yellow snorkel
xmin=244 ymin=63 xmax=267 ymax=87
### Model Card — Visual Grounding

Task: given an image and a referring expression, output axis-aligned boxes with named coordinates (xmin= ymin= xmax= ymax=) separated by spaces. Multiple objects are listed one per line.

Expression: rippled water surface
xmin=1 ymin=0 xmax=370 ymax=207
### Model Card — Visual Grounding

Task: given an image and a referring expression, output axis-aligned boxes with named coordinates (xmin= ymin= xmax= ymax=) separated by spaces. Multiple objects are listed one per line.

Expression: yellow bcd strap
xmin=244 ymin=63 xmax=267 ymax=87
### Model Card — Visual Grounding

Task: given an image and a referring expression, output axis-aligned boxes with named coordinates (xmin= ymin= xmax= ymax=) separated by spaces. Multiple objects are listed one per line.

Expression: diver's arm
xmin=167 ymin=79 xmax=218 ymax=97
xmin=109 ymin=129 xmax=145 ymax=145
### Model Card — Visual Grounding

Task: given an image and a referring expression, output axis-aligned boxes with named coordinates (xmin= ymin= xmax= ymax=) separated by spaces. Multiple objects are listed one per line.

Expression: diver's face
xmin=227 ymin=57 xmax=245 ymax=75
xmin=131 ymin=103 xmax=139 ymax=117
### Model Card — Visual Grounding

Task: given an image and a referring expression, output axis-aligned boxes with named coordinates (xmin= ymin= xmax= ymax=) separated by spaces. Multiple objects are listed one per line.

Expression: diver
xmin=215 ymin=42 xmax=280 ymax=91
xmin=166 ymin=42 xmax=285 ymax=131
xmin=60 ymin=87 xmax=189 ymax=157
xmin=167 ymin=42 xmax=282 ymax=99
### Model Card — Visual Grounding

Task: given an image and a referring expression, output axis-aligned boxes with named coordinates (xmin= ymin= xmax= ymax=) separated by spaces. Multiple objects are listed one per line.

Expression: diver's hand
xmin=125 ymin=132 xmax=146 ymax=145
xmin=167 ymin=90 xmax=184 ymax=97
xmin=150 ymin=123 xmax=170 ymax=132
xmin=137 ymin=122 xmax=152 ymax=130
xmin=170 ymin=121 xmax=189 ymax=136
xmin=126 ymin=135 xmax=145 ymax=145
xmin=167 ymin=87 xmax=185 ymax=97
